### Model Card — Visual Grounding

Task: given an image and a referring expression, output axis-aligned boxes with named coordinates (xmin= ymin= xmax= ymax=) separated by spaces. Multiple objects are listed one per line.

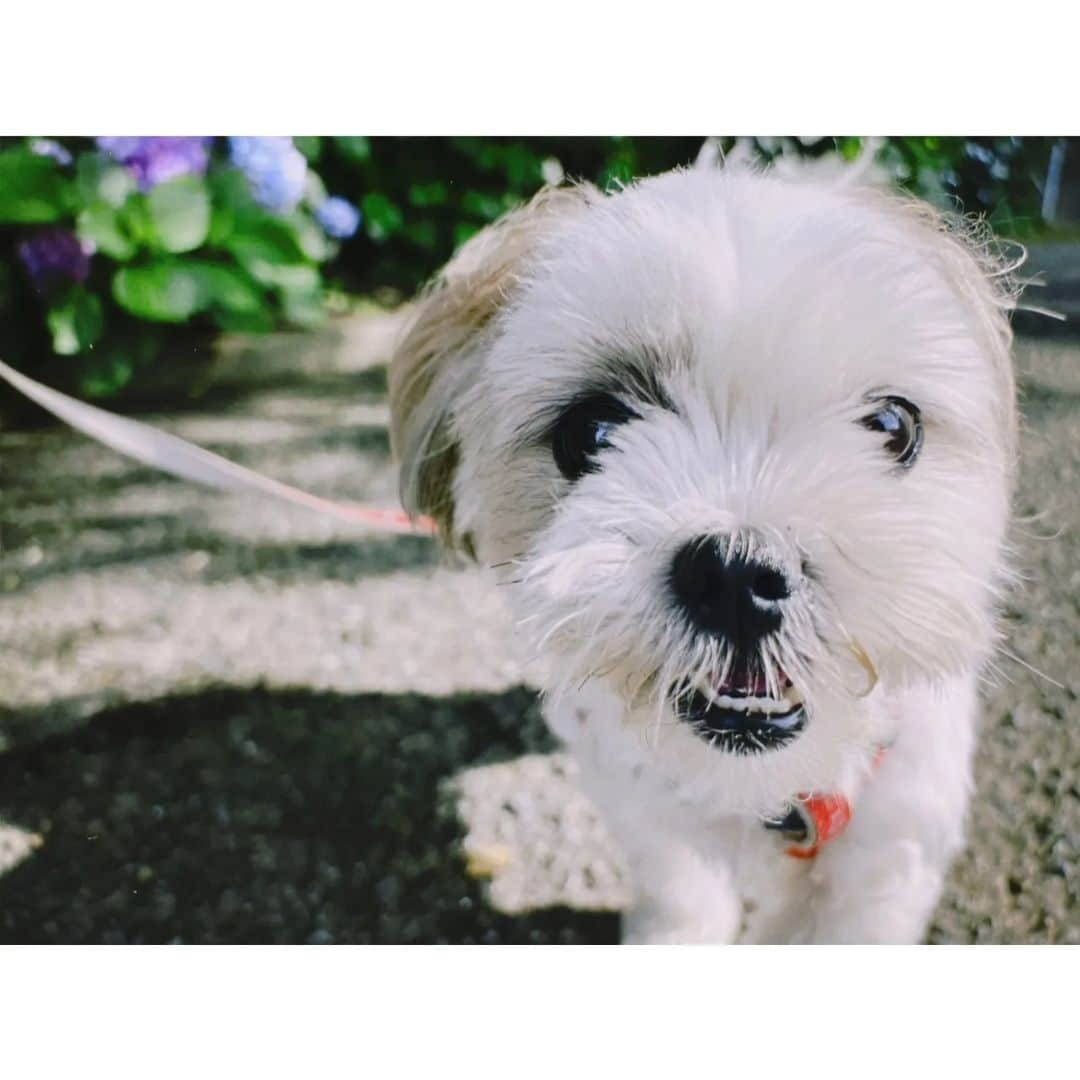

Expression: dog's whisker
xmin=996 ymin=648 xmax=1066 ymax=691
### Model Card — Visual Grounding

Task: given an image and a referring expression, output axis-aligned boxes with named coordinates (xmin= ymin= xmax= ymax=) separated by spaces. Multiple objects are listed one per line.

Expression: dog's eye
xmin=860 ymin=395 xmax=923 ymax=468
xmin=550 ymin=393 xmax=639 ymax=481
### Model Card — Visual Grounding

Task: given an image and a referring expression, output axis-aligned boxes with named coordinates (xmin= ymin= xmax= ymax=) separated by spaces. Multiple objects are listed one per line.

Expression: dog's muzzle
xmin=670 ymin=535 xmax=805 ymax=753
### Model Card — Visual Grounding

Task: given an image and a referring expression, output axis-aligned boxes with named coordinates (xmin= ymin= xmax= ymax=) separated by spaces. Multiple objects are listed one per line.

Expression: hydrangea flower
xmin=315 ymin=196 xmax=361 ymax=239
xmin=18 ymin=229 xmax=92 ymax=295
xmin=97 ymin=137 xmax=212 ymax=191
xmin=228 ymin=137 xmax=307 ymax=214
xmin=30 ymin=139 xmax=73 ymax=166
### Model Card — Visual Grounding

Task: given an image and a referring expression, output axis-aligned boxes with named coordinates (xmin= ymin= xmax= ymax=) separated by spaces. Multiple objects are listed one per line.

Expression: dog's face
xmin=391 ymin=167 xmax=1016 ymax=807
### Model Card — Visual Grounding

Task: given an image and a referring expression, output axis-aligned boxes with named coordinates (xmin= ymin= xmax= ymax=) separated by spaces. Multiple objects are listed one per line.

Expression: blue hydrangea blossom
xmin=228 ymin=137 xmax=308 ymax=214
xmin=30 ymin=139 xmax=73 ymax=166
xmin=315 ymin=196 xmax=362 ymax=239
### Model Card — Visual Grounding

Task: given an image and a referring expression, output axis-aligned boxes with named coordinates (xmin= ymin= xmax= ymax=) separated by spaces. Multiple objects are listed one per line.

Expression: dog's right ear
xmin=389 ymin=183 xmax=596 ymax=554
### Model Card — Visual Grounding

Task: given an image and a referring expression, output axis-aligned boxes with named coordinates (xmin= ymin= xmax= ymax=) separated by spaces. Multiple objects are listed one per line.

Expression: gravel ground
xmin=0 ymin=311 xmax=1076 ymax=944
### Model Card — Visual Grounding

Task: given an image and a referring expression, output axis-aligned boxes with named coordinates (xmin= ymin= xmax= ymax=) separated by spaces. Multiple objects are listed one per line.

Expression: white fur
xmin=391 ymin=163 xmax=1018 ymax=943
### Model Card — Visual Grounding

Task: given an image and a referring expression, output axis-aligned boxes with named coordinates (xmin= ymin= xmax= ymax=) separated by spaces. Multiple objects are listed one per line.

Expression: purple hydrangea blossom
xmin=315 ymin=196 xmax=361 ymax=239
xmin=18 ymin=229 xmax=92 ymax=295
xmin=97 ymin=137 xmax=212 ymax=191
xmin=228 ymin=137 xmax=307 ymax=214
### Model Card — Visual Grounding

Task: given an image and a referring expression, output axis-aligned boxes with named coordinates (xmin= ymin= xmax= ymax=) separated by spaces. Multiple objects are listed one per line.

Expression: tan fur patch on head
xmin=389 ymin=183 xmax=597 ymax=550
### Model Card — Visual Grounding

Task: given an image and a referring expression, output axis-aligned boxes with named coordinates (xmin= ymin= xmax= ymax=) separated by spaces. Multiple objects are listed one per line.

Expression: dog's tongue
xmin=736 ymin=671 xmax=770 ymax=697
xmin=713 ymin=666 xmax=771 ymax=697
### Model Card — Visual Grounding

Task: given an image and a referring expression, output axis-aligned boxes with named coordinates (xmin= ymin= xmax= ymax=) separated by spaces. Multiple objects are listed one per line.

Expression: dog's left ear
xmin=389 ymin=183 xmax=596 ymax=554
xmin=920 ymin=207 xmax=1021 ymax=470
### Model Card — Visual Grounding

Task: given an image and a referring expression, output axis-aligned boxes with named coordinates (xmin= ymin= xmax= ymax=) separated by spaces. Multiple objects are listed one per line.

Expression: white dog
xmin=389 ymin=162 xmax=1018 ymax=943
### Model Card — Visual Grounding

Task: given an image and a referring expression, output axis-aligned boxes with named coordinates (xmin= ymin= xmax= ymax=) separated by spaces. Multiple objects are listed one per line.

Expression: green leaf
xmin=146 ymin=175 xmax=211 ymax=253
xmin=334 ymin=136 xmax=371 ymax=163
xmin=222 ymin=216 xmax=306 ymax=268
xmin=461 ymin=190 xmax=504 ymax=221
xmin=453 ymin=222 xmax=480 ymax=248
xmin=206 ymin=170 xmax=258 ymax=246
xmin=290 ymin=214 xmax=335 ymax=262
xmin=408 ymin=181 xmax=449 ymax=207
xmin=212 ymin=307 xmax=277 ymax=334
xmin=252 ymin=262 xmax=322 ymax=291
xmin=113 ymin=259 xmax=267 ymax=323
xmin=361 ymin=192 xmax=404 ymax=241
xmin=404 ymin=220 xmax=438 ymax=249
xmin=501 ymin=144 xmax=543 ymax=188
xmin=47 ymin=288 xmax=104 ymax=355
xmin=78 ymin=326 xmax=165 ymax=397
xmin=186 ymin=262 xmax=266 ymax=316
xmin=118 ymin=196 xmax=155 ymax=247
xmin=77 ymin=203 xmax=136 ymax=260
xmin=113 ymin=262 xmax=205 ymax=322
xmin=76 ymin=154 xmax=136 ymax=209
xmin=208 ymin=204 xmax=236 ymax=246
xmin=209 ymin=167 xmax=257 ymax=211
xmin=836 ymin=137 xmax=864 ymax=162
xmin=80 ymin=354 xmax=135 ymax=398
xmin=0 ymin=148 xmax=74 ymax=223
xmin=303 ymin=169 xmax=328 ymax=209
xmin=294 ymin=136 xmax=322 ymax=162
xmin=221 ymin=214 xmax=325 ymax=285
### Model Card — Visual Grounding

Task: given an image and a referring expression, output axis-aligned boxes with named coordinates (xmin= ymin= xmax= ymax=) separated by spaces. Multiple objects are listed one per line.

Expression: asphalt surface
xmin=0 ymin=311 xmax=1076 ymax=944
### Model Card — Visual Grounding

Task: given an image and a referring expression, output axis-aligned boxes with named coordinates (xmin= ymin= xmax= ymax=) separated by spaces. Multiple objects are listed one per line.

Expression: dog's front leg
xmin=600 ymin=799 xmax=742 ymax=944
xmin=617 ymin=827 xmax=742 ymax=945
xmin=795 ymin=839 xmax=953 ymax=944
xmin=569 ymin=749 xmax=741 ymax=944
xmin=793 ymin=681 xmax=977 ymax=944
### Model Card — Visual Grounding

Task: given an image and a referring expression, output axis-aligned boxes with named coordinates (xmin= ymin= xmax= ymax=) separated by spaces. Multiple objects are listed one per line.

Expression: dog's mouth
xmin=677 ymin=665 xmax=806 ymax=755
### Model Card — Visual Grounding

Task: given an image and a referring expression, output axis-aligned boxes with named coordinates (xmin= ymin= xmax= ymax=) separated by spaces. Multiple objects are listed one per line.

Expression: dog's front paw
xmin=621 ymin=900 xmax=739 ymax=945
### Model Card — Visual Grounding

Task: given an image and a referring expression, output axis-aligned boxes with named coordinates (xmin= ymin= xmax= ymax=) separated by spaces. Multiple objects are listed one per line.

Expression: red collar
xmin=766 ymin=747 xmax=888 ymax=859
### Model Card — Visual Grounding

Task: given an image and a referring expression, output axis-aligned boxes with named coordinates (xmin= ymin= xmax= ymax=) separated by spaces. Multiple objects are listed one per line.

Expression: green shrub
xmin=0 ymin=136 xmax=1059 ymax=399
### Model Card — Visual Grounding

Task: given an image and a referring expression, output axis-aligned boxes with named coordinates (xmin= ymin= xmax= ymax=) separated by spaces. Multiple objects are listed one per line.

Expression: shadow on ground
xmin=0 ymin=685 xmax=620 ymax=944
xmin=2 ymin=518 xmax=438 ymax=593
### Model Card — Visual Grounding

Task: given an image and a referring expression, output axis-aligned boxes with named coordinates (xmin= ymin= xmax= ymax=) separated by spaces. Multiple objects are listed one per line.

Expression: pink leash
xmin=0 ymin=358 xmax=436 ymax=537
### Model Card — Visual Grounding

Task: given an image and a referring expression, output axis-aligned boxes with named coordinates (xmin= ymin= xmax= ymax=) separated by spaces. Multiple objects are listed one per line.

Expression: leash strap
xmin=0 ymin=359 xmax=436 ymax=537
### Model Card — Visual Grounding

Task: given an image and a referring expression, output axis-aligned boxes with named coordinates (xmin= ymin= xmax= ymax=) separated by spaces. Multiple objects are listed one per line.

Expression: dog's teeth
xmin=711 ymin=694 xmax=790 ymax=714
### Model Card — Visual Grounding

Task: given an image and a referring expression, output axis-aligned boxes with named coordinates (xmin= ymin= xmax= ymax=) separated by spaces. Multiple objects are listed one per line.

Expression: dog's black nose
xmin=670 ymin=537 xmax=790 ymax=647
